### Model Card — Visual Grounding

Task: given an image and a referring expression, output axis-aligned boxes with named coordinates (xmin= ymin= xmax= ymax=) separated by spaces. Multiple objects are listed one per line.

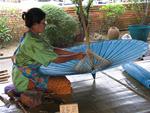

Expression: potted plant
xmin=128 ymin=0 xmax=150 ymax=42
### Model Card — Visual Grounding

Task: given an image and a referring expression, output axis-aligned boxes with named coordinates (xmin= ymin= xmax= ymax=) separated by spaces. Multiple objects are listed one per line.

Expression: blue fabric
xmin=122 ymin=62 xmax=150 ymax=89
xmin=39 ymin=39 xmax=148 ymax=76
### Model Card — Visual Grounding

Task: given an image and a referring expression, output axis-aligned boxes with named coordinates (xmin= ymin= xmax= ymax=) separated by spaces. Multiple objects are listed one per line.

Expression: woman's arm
xmin=53 ymin=52 xmax=85 ymax=63
xmin=53 ymin=47 xmax=75 ymax=55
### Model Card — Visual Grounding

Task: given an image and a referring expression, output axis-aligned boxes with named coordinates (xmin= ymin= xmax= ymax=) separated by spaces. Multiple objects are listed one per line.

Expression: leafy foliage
xmin=128 ymin=0 xmax=149 ymax=24
xmin=99 ymin=4 xmax=125 ymax=33
xmin=0 ymin=7 xmax=24 ymax=41
xmin=0 ymin=17 xmax=12 ymax=48
xmin=41 ymin=5 xmax=78 ymax=47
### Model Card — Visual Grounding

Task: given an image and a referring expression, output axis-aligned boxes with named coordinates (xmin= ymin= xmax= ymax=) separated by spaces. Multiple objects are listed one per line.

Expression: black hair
xmin=22 ymin=8 xmax=46 ymax=28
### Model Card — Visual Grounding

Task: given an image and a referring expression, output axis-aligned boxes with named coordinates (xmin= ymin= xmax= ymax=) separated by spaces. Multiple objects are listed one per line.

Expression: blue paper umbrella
xmin=39 ymin=39 xmax=148 ymax=78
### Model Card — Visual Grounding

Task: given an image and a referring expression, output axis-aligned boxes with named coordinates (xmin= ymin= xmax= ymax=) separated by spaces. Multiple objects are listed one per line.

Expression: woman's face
xmin=31 ymin=19 xmax=46 ymax=34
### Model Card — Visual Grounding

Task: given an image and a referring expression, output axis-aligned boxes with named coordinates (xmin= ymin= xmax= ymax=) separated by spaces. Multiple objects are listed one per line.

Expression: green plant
xmin=99 ymin=4 xmax=125 ymax=33
xmin=0 ymin=17 xmax=12 ymax=48
xmin=7 ymin=8 xmax=24 ymax=40
xmin=129 ymin=0 xmax=149 ymax=24
xmin=0 ymin=7 xmax=25 ymax=41
xmin=41 ymin=5 xmax=78 ymax=47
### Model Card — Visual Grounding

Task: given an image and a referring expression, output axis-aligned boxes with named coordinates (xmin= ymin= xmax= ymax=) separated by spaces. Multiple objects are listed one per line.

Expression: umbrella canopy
xmin=39 ymin=39 xmax=148 ymax=76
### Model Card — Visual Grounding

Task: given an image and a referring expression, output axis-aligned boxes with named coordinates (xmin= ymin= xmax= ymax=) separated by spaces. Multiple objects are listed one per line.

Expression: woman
xmin=12 ymin=7 xmax=85 ymax=99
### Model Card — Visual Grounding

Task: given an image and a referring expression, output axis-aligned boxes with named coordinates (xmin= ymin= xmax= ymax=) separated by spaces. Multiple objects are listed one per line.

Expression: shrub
xmin=0 ymin=17 xmax=12 ymax=48
xmin=99 ymin=4 xmax=125 ymax=34
xmin=41 ymin=5 xmax=78 ymax=47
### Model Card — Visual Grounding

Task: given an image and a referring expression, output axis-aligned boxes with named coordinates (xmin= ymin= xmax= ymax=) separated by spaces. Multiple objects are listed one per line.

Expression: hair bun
xmin=22 ymin=12 xmax=27 ymax=20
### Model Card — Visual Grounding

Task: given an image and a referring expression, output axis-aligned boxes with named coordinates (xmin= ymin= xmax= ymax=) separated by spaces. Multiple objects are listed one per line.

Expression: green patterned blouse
xmin=12 ymin=32 xmax=58 ymax=92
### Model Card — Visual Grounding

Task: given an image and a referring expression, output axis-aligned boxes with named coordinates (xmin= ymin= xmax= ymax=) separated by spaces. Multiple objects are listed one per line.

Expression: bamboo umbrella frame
xmin=77 ymin=0 xmax=111 ymax=71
